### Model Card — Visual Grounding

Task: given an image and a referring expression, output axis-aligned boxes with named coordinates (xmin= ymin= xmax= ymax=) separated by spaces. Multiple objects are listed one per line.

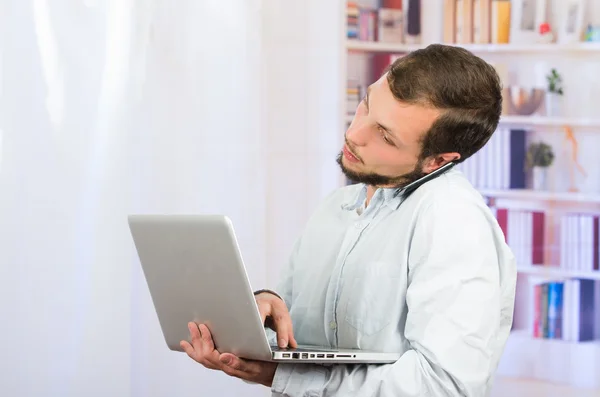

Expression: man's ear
xmin=422 ymin=152 xmax=460 ymax=174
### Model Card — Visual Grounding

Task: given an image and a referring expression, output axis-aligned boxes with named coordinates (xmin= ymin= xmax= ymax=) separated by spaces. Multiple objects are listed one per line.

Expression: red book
xmin=496 ymin=208 xmax=508 ymax=242
xmin=532 ymin=211 xmax=545 ymax=265
xmin=381 ymin=0 xmax=402 ymax=9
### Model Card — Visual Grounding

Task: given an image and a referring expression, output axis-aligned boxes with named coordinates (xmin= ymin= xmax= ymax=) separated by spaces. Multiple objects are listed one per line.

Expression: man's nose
xmin=345 ymin=116 xmax=370 ymax=146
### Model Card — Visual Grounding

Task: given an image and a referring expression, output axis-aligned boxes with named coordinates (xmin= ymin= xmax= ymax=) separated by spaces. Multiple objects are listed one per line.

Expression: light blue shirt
xmin=269 ymin=168 xmax=517 ymax=396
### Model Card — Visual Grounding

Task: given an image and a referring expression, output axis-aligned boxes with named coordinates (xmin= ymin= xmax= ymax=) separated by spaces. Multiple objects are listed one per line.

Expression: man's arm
xmin=271 ymin=198 xmax=515 ymax=396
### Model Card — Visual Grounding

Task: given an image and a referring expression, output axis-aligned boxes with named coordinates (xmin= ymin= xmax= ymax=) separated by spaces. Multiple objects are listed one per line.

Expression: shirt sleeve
xmin=274 ymin=234 xmax=303 ymax=309
xmin=270 ymin=197 xmax=513 ymax=397
xmin=263 ymin=235 xmax=304 ymax=347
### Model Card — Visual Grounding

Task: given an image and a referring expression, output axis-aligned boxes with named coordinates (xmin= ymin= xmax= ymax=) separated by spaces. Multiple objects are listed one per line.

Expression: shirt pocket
xmin=344 ymin=262 xmax=402 ymax=336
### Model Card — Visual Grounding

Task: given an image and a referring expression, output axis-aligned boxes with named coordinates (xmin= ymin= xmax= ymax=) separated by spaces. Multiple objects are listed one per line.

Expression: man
xmin=181 ymin=44 xmax=517 ymax=396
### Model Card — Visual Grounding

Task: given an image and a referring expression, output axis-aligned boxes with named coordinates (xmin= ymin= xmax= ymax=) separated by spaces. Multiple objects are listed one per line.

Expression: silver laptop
xmin=127 ymin=214 xmax=401 ymax=364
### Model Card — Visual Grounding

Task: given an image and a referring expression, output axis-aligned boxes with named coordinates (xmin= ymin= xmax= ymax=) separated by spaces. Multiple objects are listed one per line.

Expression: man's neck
xmin=366 ymin=185 xmax=378 ymax=207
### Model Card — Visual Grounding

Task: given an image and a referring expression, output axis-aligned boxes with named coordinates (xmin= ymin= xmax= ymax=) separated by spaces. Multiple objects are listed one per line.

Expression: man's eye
xmin=380 ymin=128 xmax=393 ymax=145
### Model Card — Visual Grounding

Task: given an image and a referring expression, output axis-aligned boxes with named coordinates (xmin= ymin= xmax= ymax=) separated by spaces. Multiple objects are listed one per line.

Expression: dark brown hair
xmin=386 ymin=44 xmax=502 ymax=164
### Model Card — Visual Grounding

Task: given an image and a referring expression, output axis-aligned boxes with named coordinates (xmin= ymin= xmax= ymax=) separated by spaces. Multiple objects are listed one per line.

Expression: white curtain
xmin=0 ymin=0 xmax=341 ymax=396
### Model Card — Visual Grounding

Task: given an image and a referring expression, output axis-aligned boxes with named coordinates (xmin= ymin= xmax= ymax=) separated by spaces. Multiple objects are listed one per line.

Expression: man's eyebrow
xmin=366 ymin=86 xmax=396 ymax=137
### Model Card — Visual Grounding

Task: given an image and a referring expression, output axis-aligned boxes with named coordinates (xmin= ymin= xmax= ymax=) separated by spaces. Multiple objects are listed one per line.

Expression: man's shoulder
xmin=407 ymin=168 xmax=504 ymax=239
xmin=409 ymin=168 xmax=487 ymax=211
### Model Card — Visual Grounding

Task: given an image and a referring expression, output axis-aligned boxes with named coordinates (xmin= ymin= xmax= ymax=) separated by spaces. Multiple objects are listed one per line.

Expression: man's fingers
xmin=188 ymin=322 xmax=202 ymax=350
xmin=219 ymin=353 xmax=259 ymax=377
xmin=183 ymin=323 xmax=222 ymax=370
xmin=272 ymin=307 xmax=295 ymax=348
xmin=198 ymin=324 xmax=223 ymax=369
xmin=255 ymin=295 xmax=297 ymax=348
xmin=199 ymin=324 xmax=215 ymax=350
xmin=180 ymin=340 xmax=195 ymax=357
xmin=275 ymin=323 xmax=290 ymax=347
xmin=288 ymin=334 xmax=298 ymax=348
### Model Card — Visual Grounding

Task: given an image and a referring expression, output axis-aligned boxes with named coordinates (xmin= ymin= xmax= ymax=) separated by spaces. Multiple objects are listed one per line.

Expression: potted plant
xmin=526 ymin=141 xmax=555 ymax=190
xmin=545 ymin=68 xmax=564 ymax=117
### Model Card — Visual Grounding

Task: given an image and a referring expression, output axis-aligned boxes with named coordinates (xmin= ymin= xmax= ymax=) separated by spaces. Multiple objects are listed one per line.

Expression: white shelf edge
xmin=508 ymin=328 xmax=600 ymax=346
xmin=517 ymin=265 xmax=600 ymax=280
xmin=479 ymin=188 xmax=600 ymax=204
xmin=346 ymin=40 xmax=600 ymax=54
xmin=347 ymin=114 xmax=600 ymax=129
xmin=346 ymin=40 xmax=422 ymax=52
xmin=500 ymin=115 xmax=600 ymax=128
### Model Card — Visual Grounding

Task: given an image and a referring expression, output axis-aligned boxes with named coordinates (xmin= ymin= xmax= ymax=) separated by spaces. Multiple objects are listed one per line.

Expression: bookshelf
xmin=342 ymin=0 xmax=600 ymax=390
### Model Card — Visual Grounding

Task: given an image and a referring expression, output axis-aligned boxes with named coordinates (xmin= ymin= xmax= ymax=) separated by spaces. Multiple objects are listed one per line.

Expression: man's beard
xmin=336 ymin=152 xmax=426 ymax=188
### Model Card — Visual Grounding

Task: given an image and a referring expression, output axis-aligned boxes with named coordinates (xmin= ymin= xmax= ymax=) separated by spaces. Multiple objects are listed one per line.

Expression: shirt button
xmin=355 ymin=222 xmax=363 ymax=229
xmin=329 ymin=321 xmax=337 ymax=329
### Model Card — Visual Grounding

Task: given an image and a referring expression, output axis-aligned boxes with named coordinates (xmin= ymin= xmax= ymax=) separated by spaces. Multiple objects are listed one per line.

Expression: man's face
xmin=338 ymin=74 xmax=440 ymax=188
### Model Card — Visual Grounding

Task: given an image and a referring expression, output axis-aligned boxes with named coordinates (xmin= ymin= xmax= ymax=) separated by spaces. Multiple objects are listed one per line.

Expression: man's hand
xmin=255 ymin=292 xmax=298 ymax=349
xmin=180 ymin=322 xmax=278 ymax=387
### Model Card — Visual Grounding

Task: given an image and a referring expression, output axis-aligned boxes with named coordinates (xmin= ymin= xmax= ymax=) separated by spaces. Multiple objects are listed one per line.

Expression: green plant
xmin=526 ymin=142 xmax=555 ymax=168
xmin=546 ymin=68 xmax=564 ymax=95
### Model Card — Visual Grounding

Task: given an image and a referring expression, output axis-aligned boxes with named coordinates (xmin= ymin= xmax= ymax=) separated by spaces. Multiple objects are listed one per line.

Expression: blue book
xmin=509 ymin=129 xmax=527 ymax=189
xmin=547 ymin=282 xmax=564 ymax=339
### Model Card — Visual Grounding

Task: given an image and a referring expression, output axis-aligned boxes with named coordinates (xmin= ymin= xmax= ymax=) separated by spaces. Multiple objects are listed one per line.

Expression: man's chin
xmin=336 ymin=152 xmax=425 ymax=188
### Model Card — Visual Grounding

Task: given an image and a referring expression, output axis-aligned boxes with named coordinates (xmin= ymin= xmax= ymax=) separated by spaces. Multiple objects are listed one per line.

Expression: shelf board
xmin=500 ymin=115 xmax=600 ymax=128
xmin=517 ymin=265 xmax=600 ymax=280
xmin=478 ymin=188 xmax=600 ymax=204
xmin=346 ymin=40 xmax=600 ymax=54
xmin=497 ymin=329 xmax=600 ymax=389
xmin=346 ymin=40 xmax=421 ymax=53
xmin=347 ymin=114 xmax=600 ymax=129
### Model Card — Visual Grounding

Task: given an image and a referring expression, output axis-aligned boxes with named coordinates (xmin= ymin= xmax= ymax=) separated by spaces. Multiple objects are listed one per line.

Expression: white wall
xmin=0 ymin=0 xmax=342 ymax=396
xmin=261 ymin=0 xmax=344 ymax=287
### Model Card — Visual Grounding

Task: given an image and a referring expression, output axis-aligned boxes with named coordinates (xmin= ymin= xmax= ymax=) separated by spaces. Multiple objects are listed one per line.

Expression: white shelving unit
xmin=342 ymin=1 xmax=600 ymax=390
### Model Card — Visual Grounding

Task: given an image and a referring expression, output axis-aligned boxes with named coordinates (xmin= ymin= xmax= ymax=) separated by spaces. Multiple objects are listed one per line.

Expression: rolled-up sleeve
xmin=270 ymin=198 xmax=509 ymax=396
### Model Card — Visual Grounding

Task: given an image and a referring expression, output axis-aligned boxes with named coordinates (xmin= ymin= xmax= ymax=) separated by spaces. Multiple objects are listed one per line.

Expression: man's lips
xmin=343 ymin=145 xmax=360 ymax=163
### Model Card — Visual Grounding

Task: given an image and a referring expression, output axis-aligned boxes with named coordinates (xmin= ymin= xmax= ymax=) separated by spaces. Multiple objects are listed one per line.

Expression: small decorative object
xmin=557 ymin=0 xmax=585 ymax=44
xmin=537 ymin=22 xmax=555 ymax=43
xmin=545 ymin=68 xmax=564 ymax=117
xmin=584 ymin=24 xmax=600 ymax=42
xmin=505 ymin=86 xmax=545 ymax=115
xmin=510 ymin=0 xmax=548 ymax=44
xmin=526 ymin=141 xmax=554 ymax=190
xmin=562 ymin=125 xmax=587 ymax=192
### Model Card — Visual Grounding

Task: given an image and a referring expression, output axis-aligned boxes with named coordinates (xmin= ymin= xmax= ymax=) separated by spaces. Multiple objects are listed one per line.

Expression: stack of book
xmin=532 ymin=279 xmax=600 ymax=342
xmin=346 ymin=0 xmax=421 ymax=44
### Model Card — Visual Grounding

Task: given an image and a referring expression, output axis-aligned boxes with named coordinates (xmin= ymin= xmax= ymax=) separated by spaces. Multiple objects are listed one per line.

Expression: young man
xmin=181 ymin=44 xmax=517 ymax=396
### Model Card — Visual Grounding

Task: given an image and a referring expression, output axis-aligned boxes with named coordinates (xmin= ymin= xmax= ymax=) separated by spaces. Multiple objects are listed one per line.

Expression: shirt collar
xmin=341 ymin=184 xmax=367 ymax=211
xmin=341 ymin=184 xmax=407 ymax=212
